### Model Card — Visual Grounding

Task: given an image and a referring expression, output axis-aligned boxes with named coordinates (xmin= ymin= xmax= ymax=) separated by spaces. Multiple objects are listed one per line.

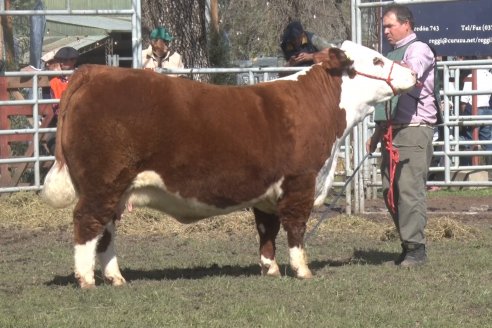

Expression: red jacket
xmin=50 ymin=77 xmax=69 ymax=100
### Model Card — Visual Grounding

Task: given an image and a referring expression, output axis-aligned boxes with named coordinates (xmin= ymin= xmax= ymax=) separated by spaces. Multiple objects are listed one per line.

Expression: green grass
xmin=427 ymin=186 xmax=492 ymax=197
xmin=1 ymin=231 xmax=490 ymax=327
xmin=0 ymin=192 xmax=491 ymax=327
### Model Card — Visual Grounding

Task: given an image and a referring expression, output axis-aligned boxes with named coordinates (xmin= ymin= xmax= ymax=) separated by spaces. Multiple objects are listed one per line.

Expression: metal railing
xmin=2 ymin=63 xmax=491 ymax=215
xmin=0 ymin=66 xmax=333 ymax=192
xmin=363 ymin=61 xmax=492 ymax=208
xmin=2 ymin=0 xmax=491 ymax=216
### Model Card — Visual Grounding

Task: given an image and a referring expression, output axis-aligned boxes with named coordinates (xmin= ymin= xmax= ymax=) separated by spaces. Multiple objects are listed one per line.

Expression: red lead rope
xmin=383 ymin=103 xmax=399 ymax=215
xmin=355 ymin=60 xmax=402 ymax=214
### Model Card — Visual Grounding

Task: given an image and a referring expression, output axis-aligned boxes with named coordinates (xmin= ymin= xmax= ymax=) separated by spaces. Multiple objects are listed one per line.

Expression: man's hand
xmin=288 ymin=52 xmax=314 ymax=66
xmin=366 ymin=125 xmax=383 ymax=154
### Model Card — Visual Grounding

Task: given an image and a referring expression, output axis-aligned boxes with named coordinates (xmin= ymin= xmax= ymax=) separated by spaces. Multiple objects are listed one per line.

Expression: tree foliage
xmin=219 ymin=0 xmax=351 ymax=61
xmin=140 ymin=0 xmax=351 ymax=68
xmin=5 ymin=1 xmax=352 ymax=70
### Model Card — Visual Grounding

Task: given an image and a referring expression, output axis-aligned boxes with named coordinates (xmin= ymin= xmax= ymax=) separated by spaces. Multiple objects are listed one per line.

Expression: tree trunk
xmin=141 ymin=0 xmax=209 ymax=72
xmin=1 ymin=0 xmax=15 ymax=69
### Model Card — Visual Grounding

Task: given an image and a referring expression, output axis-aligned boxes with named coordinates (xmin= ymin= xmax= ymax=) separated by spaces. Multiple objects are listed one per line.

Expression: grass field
xmin=0 ymin=192 xmax=491 ymax=327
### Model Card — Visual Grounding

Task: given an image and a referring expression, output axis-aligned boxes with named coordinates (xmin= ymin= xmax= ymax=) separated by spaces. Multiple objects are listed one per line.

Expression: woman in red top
xmin=50 ymin=46 xmax=79 ymax=101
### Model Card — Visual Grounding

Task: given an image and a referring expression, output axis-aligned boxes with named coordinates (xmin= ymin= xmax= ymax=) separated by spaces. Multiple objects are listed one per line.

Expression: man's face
xmin=383 ymin=12 xmax=411 ymax=45
xmin=151 ymin=39 xmax=169 ymax=57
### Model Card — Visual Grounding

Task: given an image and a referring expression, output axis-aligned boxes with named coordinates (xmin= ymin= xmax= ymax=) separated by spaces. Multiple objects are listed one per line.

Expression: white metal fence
xmin=1 ymin=0 xmax=491 ymax=215
xmin=351 ymin=0 xmax=492 ymax=213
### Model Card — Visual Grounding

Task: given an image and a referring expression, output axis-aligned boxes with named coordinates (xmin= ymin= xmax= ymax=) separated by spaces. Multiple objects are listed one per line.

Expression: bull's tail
xmin=41 ymin=104 xmax=76 ymax=207
xmin=40 ymin=67 xmax=89 ymax=208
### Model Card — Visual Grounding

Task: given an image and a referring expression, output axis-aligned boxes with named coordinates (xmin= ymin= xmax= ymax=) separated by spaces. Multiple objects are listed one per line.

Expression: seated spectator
xmin=280 ymin=21 xmax=335 ymax=67
xmin=142 ymin=26 xmax=184 ymax=76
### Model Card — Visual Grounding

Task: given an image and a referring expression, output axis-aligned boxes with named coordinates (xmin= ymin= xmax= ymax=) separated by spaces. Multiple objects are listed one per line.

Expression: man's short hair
xmin=383 ymin=4 xmax=415 ymax=30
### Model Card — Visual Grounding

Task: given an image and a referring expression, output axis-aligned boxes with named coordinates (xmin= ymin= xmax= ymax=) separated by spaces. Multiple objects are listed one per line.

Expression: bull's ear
xmin=323 ymin=48 xmax=354 ymax=76
xmin=329 ymin=48 xmax=353 ymax=69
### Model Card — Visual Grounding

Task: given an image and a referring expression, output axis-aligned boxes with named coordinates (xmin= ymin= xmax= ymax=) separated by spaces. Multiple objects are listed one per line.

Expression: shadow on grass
xmin=46 ymin=257 xmax=362 ymax=286
xmin=46 ymin=274 xmax=77 ymax=287
xmin=123 ymin=263 xmax=261 ymax=281
xmin=45 ymin=249 xmax=398 ymax=286
xmin=45 ymin=264 xmax=265 ymax=287
xmin=351 ymin=249 xmax=399 ymax=265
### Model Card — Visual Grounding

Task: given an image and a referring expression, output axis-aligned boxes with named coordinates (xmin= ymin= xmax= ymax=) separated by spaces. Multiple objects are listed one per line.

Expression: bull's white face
xmin=339 ymin=40 xmax=416 ymax=125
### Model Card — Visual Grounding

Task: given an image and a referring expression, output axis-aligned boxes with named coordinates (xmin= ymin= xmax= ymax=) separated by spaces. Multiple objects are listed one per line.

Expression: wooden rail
xmin=0 ymin=75 xmax=54 ymax=187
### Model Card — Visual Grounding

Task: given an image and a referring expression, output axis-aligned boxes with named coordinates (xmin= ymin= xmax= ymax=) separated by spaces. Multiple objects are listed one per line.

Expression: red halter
xmin=353 ymin=61 xmax=398 ymax=96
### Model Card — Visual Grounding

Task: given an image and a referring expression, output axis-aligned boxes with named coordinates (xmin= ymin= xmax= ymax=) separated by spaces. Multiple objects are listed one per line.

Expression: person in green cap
xmin=142 ymin=26 xmax=184 ymax=75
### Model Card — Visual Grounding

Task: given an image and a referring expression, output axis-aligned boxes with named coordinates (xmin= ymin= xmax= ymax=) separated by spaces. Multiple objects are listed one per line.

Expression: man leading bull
xmin=367 ymin=4 xmax=441 ymax=267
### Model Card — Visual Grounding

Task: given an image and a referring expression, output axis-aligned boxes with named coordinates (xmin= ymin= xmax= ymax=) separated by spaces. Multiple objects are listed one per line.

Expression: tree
xmin=219 ymin=0 xmax=351 ymax=61
xmin=1 ymin=0 xmax=15 ymax=69
xmin=140 ymin=0 xmax=351 ymax=70
xmin=141 ymin=0 xmax=210 ymax=70
xmin=0 ymin=0 xmax=38 ymax=69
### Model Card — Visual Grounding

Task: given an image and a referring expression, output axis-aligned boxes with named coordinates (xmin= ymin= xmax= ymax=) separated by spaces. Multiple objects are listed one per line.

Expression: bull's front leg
xmin=278 ymin=174 xmax=316 ymax=279
xmin=253 ymin=208 xmax=281 ymax=277
xmin=97 ymin=220 xmax=126 ymax=287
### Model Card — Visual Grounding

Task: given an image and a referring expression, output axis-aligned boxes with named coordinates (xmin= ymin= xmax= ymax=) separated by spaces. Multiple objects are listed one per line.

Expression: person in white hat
xmin=41 ymin=50 xmax=61 ymax=71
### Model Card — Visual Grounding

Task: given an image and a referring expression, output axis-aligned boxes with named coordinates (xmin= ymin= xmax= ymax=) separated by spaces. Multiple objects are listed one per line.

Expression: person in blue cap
xmin=142 ymin=26 xmax=184 ymax=75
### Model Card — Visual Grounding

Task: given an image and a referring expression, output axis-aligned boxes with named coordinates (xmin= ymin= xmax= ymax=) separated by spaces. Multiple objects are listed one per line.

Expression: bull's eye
xmin=373 ymin=57 xmax=385 ymax=67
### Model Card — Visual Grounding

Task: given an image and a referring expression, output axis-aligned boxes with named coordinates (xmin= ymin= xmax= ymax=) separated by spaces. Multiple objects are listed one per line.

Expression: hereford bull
xmin=41 ymin=41 xmax=416 ymax=288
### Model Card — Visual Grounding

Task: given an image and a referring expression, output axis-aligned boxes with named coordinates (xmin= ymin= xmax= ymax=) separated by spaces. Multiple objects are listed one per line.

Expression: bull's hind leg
xmin=278 ymin=174 xmax=316 ymax=279
xmin=73 ymin=197 xmax=121 ymax=288
xmin=74 ymin=233 xmax=100 ymax=289
xmin=97 ymin=220 xmax=126 ymax=286
xmin=253 ymin=208 xmax=281 ymax=277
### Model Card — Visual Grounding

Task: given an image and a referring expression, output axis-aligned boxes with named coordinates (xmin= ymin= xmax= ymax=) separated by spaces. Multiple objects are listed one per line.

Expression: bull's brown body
xmin=42 ymin=44 xmax=416 ymax=288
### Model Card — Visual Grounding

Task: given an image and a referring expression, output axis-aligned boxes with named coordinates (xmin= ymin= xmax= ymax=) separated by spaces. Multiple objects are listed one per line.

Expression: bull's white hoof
xmin=76 ymin=273 xmax=96 ymax=289
xmin=289 ymin=246 xmax=312 ymax=279
xmin=296 ymin=267 xmax=313 ymax=279
xmin=261 ymin=262 xmax=281 ymax=277
xmin=260 ymin=255 xmax=281 ymax=277
xmin=105 ymin=275 xmax=126 ymax=287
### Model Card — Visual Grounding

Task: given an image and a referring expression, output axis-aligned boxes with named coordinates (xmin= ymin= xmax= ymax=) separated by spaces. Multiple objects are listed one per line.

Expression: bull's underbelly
xmin=123 ymin=171 xmax=284 ymax=223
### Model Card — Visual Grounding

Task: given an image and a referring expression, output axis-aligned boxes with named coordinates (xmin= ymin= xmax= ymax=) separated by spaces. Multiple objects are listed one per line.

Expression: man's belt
xmin=391 ymin=122 xmax=434 ymax=129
